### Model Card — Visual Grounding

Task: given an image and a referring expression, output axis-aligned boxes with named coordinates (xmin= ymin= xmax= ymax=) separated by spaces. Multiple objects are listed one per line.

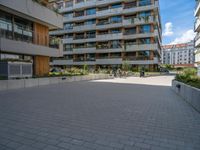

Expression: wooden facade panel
xmin=34 ymin=23 xmax=49 ymax=46
xmin=34 ymin=56 xmax=50 ymax=76
xmin=33 ymin=23 xmax=50 ymax=76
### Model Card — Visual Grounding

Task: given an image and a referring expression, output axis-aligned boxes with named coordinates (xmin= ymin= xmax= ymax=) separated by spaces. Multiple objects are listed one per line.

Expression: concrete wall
xmin=0 ymin=74 xmax=113 ymax=91
xmin=0 ymin=38 xmax=63 ymax=57
xmin=172 ymin=80 xmax=200 ymax=112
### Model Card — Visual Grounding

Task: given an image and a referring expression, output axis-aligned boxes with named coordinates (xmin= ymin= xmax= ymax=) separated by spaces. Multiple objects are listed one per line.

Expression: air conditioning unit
xmin=0 ymin=61 xmax=33 ymax=79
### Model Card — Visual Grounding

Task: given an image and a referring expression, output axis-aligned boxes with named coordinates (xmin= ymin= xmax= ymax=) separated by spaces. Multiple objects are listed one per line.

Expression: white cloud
xmin=163 ymin=22 xmax=174 ymax=37
xmin=170 ymin=29 xmax=196 ymax=44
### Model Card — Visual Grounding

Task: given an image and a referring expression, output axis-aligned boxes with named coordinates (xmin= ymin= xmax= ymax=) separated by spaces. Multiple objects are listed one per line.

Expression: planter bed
xmin=172 ymin=80 xmax=200 ymax=112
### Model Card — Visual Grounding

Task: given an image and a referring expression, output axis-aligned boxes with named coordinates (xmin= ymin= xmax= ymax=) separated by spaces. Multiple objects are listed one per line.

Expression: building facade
xmin=50 ymin=0 xmax=162 ymax=71
xmin=0 ymin=0 xmax=63 ymax=76
xmin=195 ymin=0 xmax=200 ymax=76
xmin=162 ymin=41 xmax=195 ymax=67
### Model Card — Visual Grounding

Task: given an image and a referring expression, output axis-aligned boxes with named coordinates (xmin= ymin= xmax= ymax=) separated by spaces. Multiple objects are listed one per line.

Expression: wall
xmin=172 ymin=80 xmax=200 ymax=112
xmin=0 ymin=74 xmax=113 ymax=91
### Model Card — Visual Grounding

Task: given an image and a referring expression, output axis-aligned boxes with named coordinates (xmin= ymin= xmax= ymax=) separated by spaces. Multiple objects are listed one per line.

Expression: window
xmin=138 ymin=11 xmax=151 ymax=17
xmin=64 ymin=23 xmax=73 ymax=30
xmin=111 ymin=3 xmax=122 ymax=9
xmin=110 ymin=16 xmax=122 ymax=23
xmin=111 ymin=40 xmax=121 ymax=48
xmin=125 ymin=40 xmax=137 ymax=45
xmin=139 ymin=25 xmax=151 ymax=33
xmin=86 ymin=42 xmax=96 ymax=48
xmin=14 ymin=17 xmax=33 ymax=43
xmin=110 ymin=28 xmax=121 ymax=34
xmin=124 ymin=28 xmax=136 ymax=35
xmin=0 ymin=11 xmax=12 ymax=39
xmin=85 ymin=19 xmax=96 ymax=25
xmin=97 ymin=18 xmax=109 ymax=25
xmin=139 ymin=38 xmax=151 ymax=44
xmin=110 ymin=53 xmax=121 ymax=58
xmin=86 ymin=31 xmax=96 ymax=38
xmin=97 ymin=42 xmax=109 ymax=49
xmin=139 ymin=0 xmax=151 ymax=6
xmin=86 ymin=8 xmax=96 ymax=15
xmin=138 ymin=51 xmax=150 ymax=59
xmin=65 ymin=1 xmax=73 ymax=7
xmin=64 ymin=44 xmax=73 ymax=51
xmin=75 ymin=11 xmax=84 ymax=17
xmin=98 ymin=6 xmax=109 ymax=11
xmin=64 ymin=12 xmax=73 ymax=18
xmin=124 ymin=2 xmax=137 ymax=9
xmin=76 ymin=0 xmax=84 ymax=4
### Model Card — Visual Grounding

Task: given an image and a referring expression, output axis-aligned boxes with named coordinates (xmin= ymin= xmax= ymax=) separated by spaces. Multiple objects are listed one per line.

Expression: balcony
xmin=73 ymin=47 xmax=96 ymax=54
xmin=125 ymin=57 xmax=159 ymax=65
xmin=96 ymin=58 xmax=122 ymax=65
xmin=73 ymin=24 xmax=96 ymax=32
xmin=195 ymin=33 xmax=200 ymax=47
xmin=96 ymin=47 xmax=123 ymax=53
xmin=0 ymin=37 xmax=63 ymax=57
xmin=195 ymin=18 xmax=200 ymax=32
xmin=0 ymin=26 xmax=63 ymax=57
xmin=96 ymin=22 xmax=123 ymax=30
xmin=195 ymin=0 xmax=200 ymax=17
xmin=96 ymin=7 xmax=122 ymax=17
xmin=96 ymin=33 xmax=123 ymax=41
xmin=96 ymin=0 xmax=122 ymax=5
xmin=63 ymin=37 xmax=73 ymax=44
xmin=0 ymin=0 xmax=63 ymax=29
xmin=59 ymin=0 xmax=122 ymax=13
xmin=125 ymin=44 xmax=158 ymax=52
xmin=195 ymin=50 xmax=200 ymax=63
xmin=123 ymin=1 xmax=159 ymax=14
xmin=123 ymin=30 xmax=158 ymax=40
xmin=60 ymin=0 xmax=96 ymax=13
xmin=52 ymin=59 xmax=74 ymax=65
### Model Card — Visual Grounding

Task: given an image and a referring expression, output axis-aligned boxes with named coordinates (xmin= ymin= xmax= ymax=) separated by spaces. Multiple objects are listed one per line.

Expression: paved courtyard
xmin=0 ymin=76 xmax=200 ymax=150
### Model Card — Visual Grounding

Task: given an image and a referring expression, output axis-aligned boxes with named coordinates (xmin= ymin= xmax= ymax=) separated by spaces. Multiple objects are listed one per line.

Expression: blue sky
xmin=160 ymin=0 xmax=195 ymax=45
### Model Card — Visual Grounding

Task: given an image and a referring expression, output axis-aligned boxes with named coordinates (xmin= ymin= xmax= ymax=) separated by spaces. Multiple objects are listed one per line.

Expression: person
xmin=140 ymin=68 xmax=145 ymax=77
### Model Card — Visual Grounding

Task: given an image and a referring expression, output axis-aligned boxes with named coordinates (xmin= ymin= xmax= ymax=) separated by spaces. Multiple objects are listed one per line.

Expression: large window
xmin=0 ymin=11 xmax=12 ymax=39
xmin=110 ymin=16 xmax=122 ymax=23
xmin=0 ymin=11 xmax=33 ymax=43
xmin=139 ymin=25 xmax=151 ymax=33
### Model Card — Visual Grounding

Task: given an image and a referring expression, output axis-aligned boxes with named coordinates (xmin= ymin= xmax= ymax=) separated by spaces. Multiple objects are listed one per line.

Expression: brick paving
xmin=0 ymin=76 xmax=200 ymax=150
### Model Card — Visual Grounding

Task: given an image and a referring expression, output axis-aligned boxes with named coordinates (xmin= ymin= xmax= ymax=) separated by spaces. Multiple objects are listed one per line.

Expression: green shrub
xmin=175 ymin=68 xmax=200 ymax=89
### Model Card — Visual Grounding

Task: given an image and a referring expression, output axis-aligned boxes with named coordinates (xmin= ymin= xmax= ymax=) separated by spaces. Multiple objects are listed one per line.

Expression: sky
xmin=160 ymin=0 xmax=196 ymax=45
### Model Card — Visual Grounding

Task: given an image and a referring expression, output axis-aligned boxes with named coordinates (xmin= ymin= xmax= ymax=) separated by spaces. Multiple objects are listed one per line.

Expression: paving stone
xmin=0 ymin=76 xmax=199 ymax=150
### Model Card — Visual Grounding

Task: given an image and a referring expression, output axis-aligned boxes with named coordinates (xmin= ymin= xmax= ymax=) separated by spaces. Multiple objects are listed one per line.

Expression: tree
xmin=122 ymin=61 xmax=131 ymax=71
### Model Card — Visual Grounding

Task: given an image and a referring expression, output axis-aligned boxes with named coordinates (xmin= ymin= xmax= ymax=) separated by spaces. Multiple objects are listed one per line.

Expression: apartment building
xmin=161 ymin=41 xmax=195 ymax=67
xmin=195 ymin=0 xmax=200 ymax=76
xmin=0 ymin=0 xmax=63 ymax=76
xmin=50 ymin=0 xmax=162 ymax=71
